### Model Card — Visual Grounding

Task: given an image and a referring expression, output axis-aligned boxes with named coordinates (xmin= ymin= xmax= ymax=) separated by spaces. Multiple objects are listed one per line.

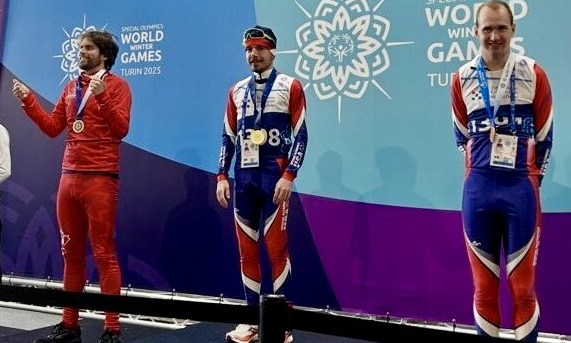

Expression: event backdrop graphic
xmin=1 ymin=0 xmax=570 ymax=335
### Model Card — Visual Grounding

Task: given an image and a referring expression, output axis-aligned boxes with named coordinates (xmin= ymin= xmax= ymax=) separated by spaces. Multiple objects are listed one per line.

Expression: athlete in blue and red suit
xmin=216 ymin=25 xmax=308 ymax=343
xmin=451 ymin=1 xmax=553 ymax=341
xmin=13 ymin=30 xmax=131 ymax=343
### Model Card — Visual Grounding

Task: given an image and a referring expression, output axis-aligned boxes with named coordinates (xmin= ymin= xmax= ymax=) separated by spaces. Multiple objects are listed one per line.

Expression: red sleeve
xmin=94 ymin=75 xmax=132 ymax=140
xmin=225 ymin=84 xmax=238 ymax=135
xmin=532 ymin=64 xmax=553 ymax=134
xmin=21 ymin=84 xmax=70 ymax=138
xmin=216 ymin=84 xmax=239 ymax=181
xmin=451 ymin=71 xmax=467 ymax=127
xmin=288 ymin=79 xmax=306 ymax=129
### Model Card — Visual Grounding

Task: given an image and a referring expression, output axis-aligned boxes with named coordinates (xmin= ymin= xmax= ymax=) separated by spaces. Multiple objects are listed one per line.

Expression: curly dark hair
xmin=79 ymin=30 xmax=119 ymax=70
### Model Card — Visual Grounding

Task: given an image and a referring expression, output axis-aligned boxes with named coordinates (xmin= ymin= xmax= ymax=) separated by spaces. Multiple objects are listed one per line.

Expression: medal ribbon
xmin=476 ymin=54 xmax=516 ymax=134
xmin=75 ymin=69 xmax=107 ymax=120
xmin=240 ymin=68 xmax=278 ymax=137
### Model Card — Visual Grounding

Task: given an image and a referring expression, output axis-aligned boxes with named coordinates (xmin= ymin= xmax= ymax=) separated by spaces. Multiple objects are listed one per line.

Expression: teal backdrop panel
xmin=254 ymin=0 xmax=571 ymax=211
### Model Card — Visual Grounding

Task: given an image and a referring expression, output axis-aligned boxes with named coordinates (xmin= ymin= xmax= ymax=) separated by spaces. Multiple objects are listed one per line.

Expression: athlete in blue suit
xmin=451 ymin=1 xmax=553 ymax=341
xmin=216 ymin=25 xmax=308 ymax=343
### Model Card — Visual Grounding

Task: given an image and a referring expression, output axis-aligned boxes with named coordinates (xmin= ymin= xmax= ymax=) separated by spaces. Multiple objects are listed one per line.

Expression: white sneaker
xmin=225 ymin=324 xmax=259 ymax=343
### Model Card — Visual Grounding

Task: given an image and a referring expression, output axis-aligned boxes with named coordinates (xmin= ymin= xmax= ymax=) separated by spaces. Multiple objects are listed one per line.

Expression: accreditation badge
xmin=250 ymin=129 xmax=267 ymax=145
xmin=72 ymin=119 xmax=85 ymax=133
xmin=490 ymin=133 xmax=518 ymax=169
xmin=240 ymin=139 xmax=260 ymax=168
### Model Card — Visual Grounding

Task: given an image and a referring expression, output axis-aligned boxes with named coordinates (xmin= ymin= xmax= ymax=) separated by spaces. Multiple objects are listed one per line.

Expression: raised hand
xmin=12 ymin=79 xmax=30 ymax=100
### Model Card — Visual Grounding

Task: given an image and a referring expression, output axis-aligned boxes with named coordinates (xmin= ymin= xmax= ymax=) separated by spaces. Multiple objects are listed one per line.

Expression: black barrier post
xmin=259 ymin=294 xmax=288 ymax=343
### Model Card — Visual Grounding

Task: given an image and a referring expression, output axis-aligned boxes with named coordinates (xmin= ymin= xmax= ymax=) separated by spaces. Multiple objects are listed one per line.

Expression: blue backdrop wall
xmin=1 ymin=0 xmax=570 ymax=335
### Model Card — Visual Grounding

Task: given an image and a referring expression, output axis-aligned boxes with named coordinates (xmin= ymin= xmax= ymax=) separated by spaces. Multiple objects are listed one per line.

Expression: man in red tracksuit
xmin=12 ymin=30 xmax=131 ymax=343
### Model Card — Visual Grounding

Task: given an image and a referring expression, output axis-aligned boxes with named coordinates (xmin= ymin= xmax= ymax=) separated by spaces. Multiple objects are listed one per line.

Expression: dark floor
xmin=0 ymin=316 xmax=372 ymax=343
xmin=0 ymin=318 xmax=172 ymax=343
xmin=133 ymin=322 xmax=372 ymax=342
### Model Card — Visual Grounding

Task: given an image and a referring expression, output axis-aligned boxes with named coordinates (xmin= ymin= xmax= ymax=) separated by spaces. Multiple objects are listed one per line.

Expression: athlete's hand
xmin=12 ymin=79 xmax=30 ymax=100
xmin=273 ymin=177 xmax=293 ymax=205
xmin=88 ymin=74 xmax=106 ymax=95
xmin=216 ymin=179 xmax=231 ymax=208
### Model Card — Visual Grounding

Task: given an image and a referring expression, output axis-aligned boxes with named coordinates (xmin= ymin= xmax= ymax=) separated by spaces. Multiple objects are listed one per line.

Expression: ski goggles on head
xmin=243 ymin=28 xmax=276 ymax=46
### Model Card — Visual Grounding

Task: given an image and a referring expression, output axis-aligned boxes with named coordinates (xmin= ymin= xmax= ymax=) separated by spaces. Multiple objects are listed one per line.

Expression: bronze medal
xmin=73 ymin=119 xmax=85 ymax=133
xmin=489 ymin=126 xmax=496 ymax=143
xmin=250 ymin=129 xmax=266 ymax=145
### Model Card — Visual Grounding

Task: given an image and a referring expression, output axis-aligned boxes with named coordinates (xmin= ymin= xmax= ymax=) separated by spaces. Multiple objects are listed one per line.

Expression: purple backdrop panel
xmin=535 ymin=213 xmax=571 ymax=334
xmin=299 ymin=194 xmax=571 ymax=334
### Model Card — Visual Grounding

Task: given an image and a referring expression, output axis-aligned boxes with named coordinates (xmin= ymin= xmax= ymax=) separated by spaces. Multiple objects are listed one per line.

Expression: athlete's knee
xmin=474 ymin=286 xmax=500 ymax=304
xmin=267 ymin=249 xmax=288 ymax=263
xmin=510 ymin=279 xmax=534 ymax=298
xmin=92 ymin=251 xmax=119 ymax=270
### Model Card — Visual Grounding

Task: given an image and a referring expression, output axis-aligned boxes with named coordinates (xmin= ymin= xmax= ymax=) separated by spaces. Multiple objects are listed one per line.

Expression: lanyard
xmin=75 ymin=69 xmax=107 ymax=120
xmin=476 ymin=54 xmax=517 ymax=134
xmin=240 ymin=68 xmax=278 ymax=135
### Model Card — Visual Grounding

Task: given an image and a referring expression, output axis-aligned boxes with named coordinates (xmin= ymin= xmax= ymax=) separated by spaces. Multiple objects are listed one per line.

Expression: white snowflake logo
xmin=287 ymin=0 xmax=414 ymax=122
xmin=52 ymin=14 xmax=107 ymax=84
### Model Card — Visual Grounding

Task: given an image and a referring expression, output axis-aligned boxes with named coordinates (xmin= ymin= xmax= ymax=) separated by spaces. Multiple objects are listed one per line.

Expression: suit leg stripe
xmin=272 ymin=258 xmax=291 ymax=292
xmin=464 ymin=232 xmax=500 ymax=277
xmin=506 ymin=231 xmax=537 ymax=275
xmin=474 ymin=304 xmax=500 ymax=337
xmin=242 ymin=274 xmax=261 ymax=294
xmin=514 ymin=302 xmax=540 ymax=340
xmin=235 ymin=210 xmax=259 ymax=241
xmin=263 ymin=207 xmax=280 ymax=236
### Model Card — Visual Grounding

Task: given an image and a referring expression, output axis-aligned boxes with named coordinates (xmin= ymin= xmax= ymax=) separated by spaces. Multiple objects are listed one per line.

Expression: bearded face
xmin=78 ymin=37 xmax=106 ymax=73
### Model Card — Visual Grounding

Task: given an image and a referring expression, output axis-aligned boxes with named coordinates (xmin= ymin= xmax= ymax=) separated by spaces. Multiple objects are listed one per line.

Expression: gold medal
xmin=250 ymin=129 xmax=266 ymax=145
xmin=489 ymin=126 xmax=496 ymax=143
xmin=72 ymin=119 xmax=85 ymax=133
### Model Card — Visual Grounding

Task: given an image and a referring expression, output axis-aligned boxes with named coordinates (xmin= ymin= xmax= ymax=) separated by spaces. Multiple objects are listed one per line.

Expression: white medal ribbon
xmin=488 ymin=53 xmax=516 ymax=120
xmin=77 ymin=69 xmax=107 ymax=115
